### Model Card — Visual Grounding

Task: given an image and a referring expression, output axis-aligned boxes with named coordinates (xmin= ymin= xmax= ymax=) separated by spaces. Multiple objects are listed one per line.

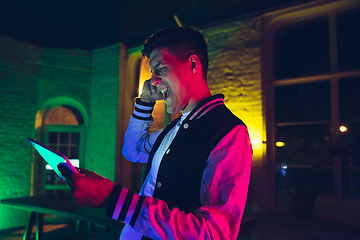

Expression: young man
xmin=60 ymin=26 xmax=252 ymax=240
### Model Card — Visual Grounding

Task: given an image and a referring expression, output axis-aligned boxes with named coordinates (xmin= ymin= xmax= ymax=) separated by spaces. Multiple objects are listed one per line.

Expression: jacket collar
xmin=186 ymin=94 xmax=225 ymax=121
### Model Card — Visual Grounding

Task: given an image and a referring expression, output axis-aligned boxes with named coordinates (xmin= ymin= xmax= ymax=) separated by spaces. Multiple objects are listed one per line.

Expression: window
xmin=41 ymin=105 xmax=85 ymax=194
xmin=264 ymin=1 xmax=360 ymax=220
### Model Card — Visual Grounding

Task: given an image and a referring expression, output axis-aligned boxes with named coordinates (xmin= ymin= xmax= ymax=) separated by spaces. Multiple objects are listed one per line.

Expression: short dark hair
xmin=142 ymin=26 xmax=208 ymax=79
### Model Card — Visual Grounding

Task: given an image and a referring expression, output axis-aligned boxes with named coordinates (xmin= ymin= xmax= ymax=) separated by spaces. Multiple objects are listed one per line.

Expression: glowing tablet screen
xmin=27 ymin=138 xmax=78 ymax=180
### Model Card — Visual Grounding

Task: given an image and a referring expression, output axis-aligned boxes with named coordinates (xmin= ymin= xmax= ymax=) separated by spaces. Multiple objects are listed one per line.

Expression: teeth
xmin=160 ymin=88 xmax=168 ymax=98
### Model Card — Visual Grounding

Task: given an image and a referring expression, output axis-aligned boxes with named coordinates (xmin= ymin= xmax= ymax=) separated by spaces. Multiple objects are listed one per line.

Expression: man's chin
xmin=165 ymin=105 xmax=178 ymax=114
xmin=166 ymin=108 xmax=175 ymax=114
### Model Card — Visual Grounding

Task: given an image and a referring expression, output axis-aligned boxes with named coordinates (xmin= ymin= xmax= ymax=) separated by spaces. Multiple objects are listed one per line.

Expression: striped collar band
xmin=188 ymin=94 xmax=225 ymax=121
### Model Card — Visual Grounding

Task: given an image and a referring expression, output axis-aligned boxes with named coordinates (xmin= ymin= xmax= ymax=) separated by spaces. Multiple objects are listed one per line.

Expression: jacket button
xmin=157 ymin=182 xmax=162 ymax=188
xmin=165 ymin=149 xmax=170 ymax=154
xmin=183 ymin=123 xmax=189 ymax=129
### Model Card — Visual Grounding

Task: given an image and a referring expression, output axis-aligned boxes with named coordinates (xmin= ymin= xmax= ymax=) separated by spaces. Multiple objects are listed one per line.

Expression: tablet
xmin=27 ymin=137 xmax=79 ymax=180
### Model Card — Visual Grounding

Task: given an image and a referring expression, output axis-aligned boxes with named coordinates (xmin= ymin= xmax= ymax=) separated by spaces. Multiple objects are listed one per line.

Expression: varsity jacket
xmin=106 ymin=94 xmax=253 ymax=240
xmin=143 ymin=94 xmax=244 ymax=212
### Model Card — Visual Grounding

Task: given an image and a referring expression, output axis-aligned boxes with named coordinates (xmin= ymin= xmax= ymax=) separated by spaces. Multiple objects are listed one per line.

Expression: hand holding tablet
xmin=29 ymin=137 xmax=114 ymax=207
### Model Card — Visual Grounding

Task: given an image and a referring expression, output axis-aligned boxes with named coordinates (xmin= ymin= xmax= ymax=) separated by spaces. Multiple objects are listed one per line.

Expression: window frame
xmin=262 ymin=0 xmax=360 ymax=221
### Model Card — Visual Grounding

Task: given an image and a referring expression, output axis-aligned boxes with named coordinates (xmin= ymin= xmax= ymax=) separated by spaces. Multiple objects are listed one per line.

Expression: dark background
xmin=0 ymin=0 xmax=313 ymax=49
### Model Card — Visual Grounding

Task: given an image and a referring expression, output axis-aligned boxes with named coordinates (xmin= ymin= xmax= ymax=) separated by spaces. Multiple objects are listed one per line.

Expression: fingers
xmin=78 ymin=168 xmax=104 ymax=179
xmin=77 ymin=168 xmax=92 ymax=175
xmin=143 ymin=80 xmax=158 ymax=98
xmin=142 ymin=80 xmax=151 ymax=96
xmin=145 ymin=80 xmax=157 ymax=95
xmin=141 ymin=79 xmax=164 ymax=102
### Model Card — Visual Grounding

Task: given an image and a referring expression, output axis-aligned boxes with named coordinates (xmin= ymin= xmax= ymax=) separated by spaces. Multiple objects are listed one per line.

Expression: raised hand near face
xmin=140 ymin=79 xmax=165 ymax=103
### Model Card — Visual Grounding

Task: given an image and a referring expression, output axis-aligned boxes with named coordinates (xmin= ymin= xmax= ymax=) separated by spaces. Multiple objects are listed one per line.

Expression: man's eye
xmin=155 ymin=68 xmax=166 ymax=75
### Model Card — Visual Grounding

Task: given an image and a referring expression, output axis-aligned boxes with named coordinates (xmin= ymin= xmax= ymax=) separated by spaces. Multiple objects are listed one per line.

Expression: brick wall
xmin=0 ymin=36 xmax=93 ymax=230
xmin=202 ymin=17 xmax=263 ymax=141
xmin=37 ymin=48 xmax=91 ymax=110
xmin=202 ymin=16 xmax=265 ymax=214
xmin=85 ymin=44 xmax=122 ymax=181
xmin=0 ymin=36 xmax=40 ymax=229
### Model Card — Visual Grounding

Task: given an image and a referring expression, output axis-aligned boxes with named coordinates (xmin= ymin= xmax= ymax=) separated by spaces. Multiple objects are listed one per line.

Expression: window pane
xmin=276 ymin=166 xmax=335 ymax=215
xmin=46 ymin=171 xmax=55 ymax=185
xmin=275 ymin=124 xmax=335 ymax=214
xmin=71 ymin=132 xmax=80 ymax=145
xmin=341 ymin=123 xmax=360 ymax=215
xmin=70 ymin=146 xmax=79 ymax=159
xmin=343 ymin=167 xmax=360 ymax=216
xmin=338 ymin=122 xmax=360 ymax=168
xmin=59 ymin=146 xmax=68 ymax=156
xmin=339 ymin=77 xmax=360 ymax=121
xmin=339 ymin=120 xmax=359 ymax=218
xmin=60 ymin=132 xmax=69 ymax=144
xmin=337 ymin=8 xmax=360 ymax=72
xmin=274 ymin=17 xmax=330 ymax=80
xmin=275 ymin=81 xmax=331 ymax=123
xmin=48 ymin=132 xmax=58 ymax=144
xmin=275 ymin=124 xmax=333 ymax=166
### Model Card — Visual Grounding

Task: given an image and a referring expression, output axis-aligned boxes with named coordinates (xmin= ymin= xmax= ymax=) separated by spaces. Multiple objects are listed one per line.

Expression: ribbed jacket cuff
xmin=132 ymin=98 xmax=155 ymax=121
xmin=105 ymin=185 xmax=145 ymax=227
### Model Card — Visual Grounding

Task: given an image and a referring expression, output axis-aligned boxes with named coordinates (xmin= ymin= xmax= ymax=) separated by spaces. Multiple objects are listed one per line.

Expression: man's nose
xmin=151 ymin=74 xmax=161 ymax=86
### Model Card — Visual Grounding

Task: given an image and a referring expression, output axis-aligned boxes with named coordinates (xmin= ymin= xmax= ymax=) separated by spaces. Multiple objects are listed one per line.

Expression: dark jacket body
xmin=143 ymin=94 xmax=245 ymax=212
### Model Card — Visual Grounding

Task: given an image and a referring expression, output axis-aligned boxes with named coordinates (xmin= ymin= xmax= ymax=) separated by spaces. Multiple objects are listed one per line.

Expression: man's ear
xmin=191 ymin=60 xmax=196 ymax=70
xmin=188 ymin=54 xmax=200 ymax=73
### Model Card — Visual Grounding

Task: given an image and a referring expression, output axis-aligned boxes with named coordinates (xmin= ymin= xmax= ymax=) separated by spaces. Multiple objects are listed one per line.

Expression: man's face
xmin=149 ymin=47 xmax=193 ymax=114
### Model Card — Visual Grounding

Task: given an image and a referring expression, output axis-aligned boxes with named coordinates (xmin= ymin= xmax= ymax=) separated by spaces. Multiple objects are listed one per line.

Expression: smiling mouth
xmin=160 ymin=87 xmax=170 ymax=99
